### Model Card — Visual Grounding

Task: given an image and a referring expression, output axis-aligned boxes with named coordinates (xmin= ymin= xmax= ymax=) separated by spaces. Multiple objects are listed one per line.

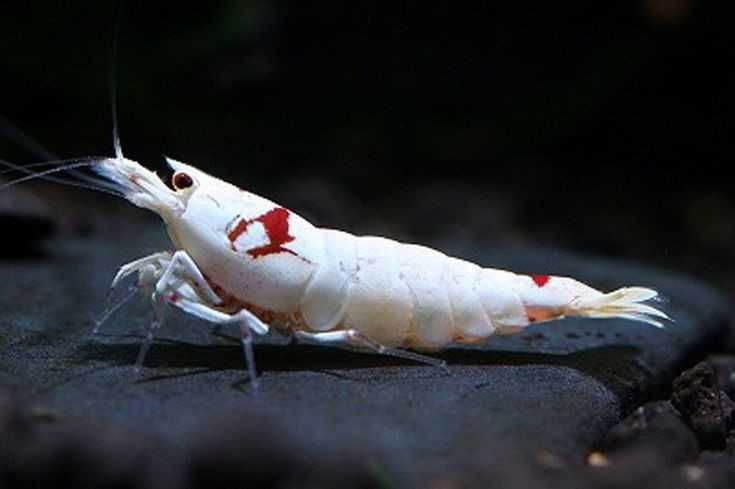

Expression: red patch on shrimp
xmin=531 ymin=275 xmax=550 ymax=287
xmin=227 ymin=219 xmax=250 ymax=244
xmin=227 ymin=207 xmax=297 ymax=258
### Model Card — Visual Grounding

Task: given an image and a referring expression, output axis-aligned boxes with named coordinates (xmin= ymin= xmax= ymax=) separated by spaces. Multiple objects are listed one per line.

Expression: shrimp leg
xmin=93 ymin=251 xmax=172 ymax=333
xmin=134 ymin=250 xmax=224 ymax=370
xmin=143 ymin=250 xmax=269 ymax=385
xmin=109 ymin=251 xmax=172 ymax=290
xmin=98 ymin=249 xmax=270 ymax=385
xmin=294 ymin=330 xmax=448 ymax=370
xmin=165 ymin=295 xmax=269 ymax=388
xmin=134 ymin=288 xmax=167 ymax=372
xmin=153 ymin=250 xmax=222 ymax=305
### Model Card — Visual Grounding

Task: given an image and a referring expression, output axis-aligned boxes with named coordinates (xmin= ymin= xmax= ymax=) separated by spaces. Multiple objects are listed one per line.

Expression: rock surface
xmin=672 ymin=362 xmax=734 ymax=450
xmin=0 ymin=224 xmax=730 ymax=485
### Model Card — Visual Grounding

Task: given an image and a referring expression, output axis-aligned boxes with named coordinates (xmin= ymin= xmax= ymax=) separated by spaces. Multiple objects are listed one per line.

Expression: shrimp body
xmin=82 ymin=155 xmax=668 ymax=382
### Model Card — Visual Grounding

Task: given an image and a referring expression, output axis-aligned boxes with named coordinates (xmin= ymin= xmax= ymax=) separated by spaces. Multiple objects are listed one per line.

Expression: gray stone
xmin=0 ymin=224 xmax=730 ymax=484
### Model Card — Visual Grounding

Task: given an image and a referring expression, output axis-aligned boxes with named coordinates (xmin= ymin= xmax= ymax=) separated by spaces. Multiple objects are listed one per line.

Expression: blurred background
xmin=1 ymin=0 xmax=733 ymax=291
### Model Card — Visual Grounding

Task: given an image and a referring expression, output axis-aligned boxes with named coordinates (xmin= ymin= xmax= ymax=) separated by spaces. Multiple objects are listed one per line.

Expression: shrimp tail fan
xmin=566 ymin=287 xmax=670 ymax=328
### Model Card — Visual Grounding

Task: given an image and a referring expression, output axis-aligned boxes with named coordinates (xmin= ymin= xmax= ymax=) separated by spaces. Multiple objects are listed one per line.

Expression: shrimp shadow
xmin=76 ymin=337 xmax=651 ymax=399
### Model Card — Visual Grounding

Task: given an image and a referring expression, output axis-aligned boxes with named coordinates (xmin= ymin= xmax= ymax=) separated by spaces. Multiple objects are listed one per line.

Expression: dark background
xmin=1 ymin=0 xmax=733 ymax=291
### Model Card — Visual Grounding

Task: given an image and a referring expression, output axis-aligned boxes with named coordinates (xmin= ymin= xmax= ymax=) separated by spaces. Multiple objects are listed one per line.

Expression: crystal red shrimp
xmin=66 ymin=154 xmax=669 ymax=387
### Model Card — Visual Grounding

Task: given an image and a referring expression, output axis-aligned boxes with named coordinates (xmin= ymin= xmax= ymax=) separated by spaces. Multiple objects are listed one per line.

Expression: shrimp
xmin=0 ymin=149 xmax=671 ymax=387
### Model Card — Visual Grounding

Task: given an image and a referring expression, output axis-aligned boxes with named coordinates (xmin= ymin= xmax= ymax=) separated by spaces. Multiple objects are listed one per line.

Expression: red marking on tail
xmin=227 ymin=207 xmax=296 ymax=258
xmin=531 ymin=275 xmax=550 ymax=287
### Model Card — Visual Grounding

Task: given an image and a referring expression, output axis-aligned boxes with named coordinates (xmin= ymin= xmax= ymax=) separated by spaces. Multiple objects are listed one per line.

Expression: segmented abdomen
xmin=300 ymin=229 xmax=524 ymax=349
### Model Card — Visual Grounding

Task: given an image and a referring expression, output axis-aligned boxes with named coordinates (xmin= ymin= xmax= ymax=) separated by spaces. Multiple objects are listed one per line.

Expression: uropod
xmin=2 ymin=148 xmax=670 ymax=388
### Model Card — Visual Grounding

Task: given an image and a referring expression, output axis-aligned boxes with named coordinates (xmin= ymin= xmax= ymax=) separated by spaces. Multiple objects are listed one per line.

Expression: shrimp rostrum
xmin=14 ymin=155 xmax=670 ymax=386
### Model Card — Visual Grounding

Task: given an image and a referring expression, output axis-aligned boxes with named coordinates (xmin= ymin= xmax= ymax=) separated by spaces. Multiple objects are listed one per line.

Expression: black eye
xmin=172 ymin=172 xmax=193 ymax=190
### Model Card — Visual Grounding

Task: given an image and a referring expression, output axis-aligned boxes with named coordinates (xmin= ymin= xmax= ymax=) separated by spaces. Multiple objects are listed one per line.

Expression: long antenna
xmin=0 ymin=117 xmax=118 ymax=190
xmin=111 ymin=0 xmax=124 ymax=160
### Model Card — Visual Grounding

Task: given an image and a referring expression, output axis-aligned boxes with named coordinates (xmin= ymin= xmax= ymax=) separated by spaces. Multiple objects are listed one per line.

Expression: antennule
xmin=111 ymin=0 xmax=125 ymax=159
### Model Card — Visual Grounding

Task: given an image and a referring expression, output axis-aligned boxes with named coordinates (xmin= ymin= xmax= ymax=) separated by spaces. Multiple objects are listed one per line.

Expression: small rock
xmin=707 ymin=354 xmax=735 ymax=401
xmin=672 ymin=361 xmax=728 ymax=450
xmin=587 ymin=451 xmax=610 ymax=467
xmin=598 ymin=400 xmax=699 ymax=464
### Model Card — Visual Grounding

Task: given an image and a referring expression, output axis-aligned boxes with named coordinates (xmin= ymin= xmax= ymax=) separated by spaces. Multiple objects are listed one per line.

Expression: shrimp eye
xmin=172 ymin=172 xmax=193 ymax=190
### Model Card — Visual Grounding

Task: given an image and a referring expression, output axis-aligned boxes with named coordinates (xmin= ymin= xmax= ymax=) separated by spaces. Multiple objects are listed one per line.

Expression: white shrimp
xmin=15 ymin=152 xmax=661 ymax=387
